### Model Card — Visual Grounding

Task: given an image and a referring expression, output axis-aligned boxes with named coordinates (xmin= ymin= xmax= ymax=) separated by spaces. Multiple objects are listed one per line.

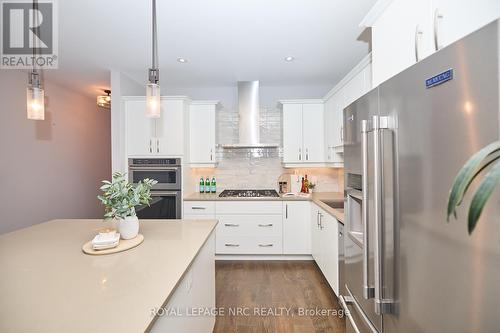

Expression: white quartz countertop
xmin=184 ymin=191 xmax=345 ymax=222
xmin=0 ymin=219 xmax=217 ymax=333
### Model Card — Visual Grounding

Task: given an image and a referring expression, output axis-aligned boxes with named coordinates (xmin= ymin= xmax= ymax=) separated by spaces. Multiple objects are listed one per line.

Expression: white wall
xmin=0 ymin=70 xmax=111 ymax=234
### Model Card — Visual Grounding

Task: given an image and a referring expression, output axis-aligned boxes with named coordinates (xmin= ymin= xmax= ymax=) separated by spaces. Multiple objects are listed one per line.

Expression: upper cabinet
xmin=281 ymin=100 xmax=325 ymax=167
xmin=125 ymin=97 xmax=187 ymax=157
xmin=365 ymin=0 xmax=500 ymax=86
xmin=323 ymin=55 xmax=372 ymax=166
xmin=189 ymin=101 xmax=218 ymax=167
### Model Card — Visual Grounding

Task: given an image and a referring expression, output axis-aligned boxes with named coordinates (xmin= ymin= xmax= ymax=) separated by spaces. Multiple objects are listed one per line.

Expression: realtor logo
xmin=1 ymin=0 xmax=58 ymax=69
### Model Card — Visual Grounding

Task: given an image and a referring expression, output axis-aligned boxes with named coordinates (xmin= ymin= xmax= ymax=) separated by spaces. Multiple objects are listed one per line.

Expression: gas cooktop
xmin=219 ymin=189 xmax=280 ymax=198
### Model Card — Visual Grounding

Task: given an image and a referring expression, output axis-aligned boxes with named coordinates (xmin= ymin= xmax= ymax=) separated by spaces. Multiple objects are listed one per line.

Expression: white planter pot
xmin=118 ymin=216 xmax=139 ymax=240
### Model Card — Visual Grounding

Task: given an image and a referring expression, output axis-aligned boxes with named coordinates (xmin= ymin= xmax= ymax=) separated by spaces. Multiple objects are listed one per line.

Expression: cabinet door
xmin=311 ymin=205 xmax=321 ymax=262
xmin=156 ymin=100 xmax=184 ymax=156
xmin=432 ymin=0 xmax=500 ymax=50
xmin=126 ymin=100 xmax=156 ymax=156
xmin=189 ymin=104 xmax=216 ymax=164
xmin=283 ymin=201 xmax=311 ymax=254
xmin=282 ymin=104 xmax=303 ymax=163
xmin=372 ymin=0 xmax=433 ymax=86
xmin=302 ymin=103 xmax=325 ymax=163
xmin=323 ymin=214 xmax=339 ymax=295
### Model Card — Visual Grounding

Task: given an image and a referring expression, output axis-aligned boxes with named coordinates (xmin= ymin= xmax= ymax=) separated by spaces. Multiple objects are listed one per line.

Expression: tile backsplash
xmin=184 ymin=106 xmax=343 ymax=194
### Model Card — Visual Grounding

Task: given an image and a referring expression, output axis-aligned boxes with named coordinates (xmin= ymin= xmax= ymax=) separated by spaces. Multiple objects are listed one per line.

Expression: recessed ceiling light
xmin=177 ymin=57 xmax=188 ymax=63
xmin=284 ymin=56 xmax=295 ymax=62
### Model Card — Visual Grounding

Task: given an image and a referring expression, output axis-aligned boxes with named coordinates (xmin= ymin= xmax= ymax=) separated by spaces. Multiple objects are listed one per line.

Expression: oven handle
xmin=150 ymin=191 xmax=180 ymax=196
xmin=129 ymin=166 xmax=180 ymax=171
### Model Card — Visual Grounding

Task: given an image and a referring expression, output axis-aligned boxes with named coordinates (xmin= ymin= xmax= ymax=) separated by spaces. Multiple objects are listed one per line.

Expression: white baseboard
xmin=215 ymin=254 xmax=314 ymax=261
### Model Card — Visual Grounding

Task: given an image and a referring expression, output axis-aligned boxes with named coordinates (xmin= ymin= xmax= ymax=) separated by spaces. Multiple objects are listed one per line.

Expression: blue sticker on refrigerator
xmin=425 ymin=69 xmax=453 ymax=88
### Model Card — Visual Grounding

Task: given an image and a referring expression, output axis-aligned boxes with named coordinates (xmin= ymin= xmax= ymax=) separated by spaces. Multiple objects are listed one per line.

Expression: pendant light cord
xmin=152 ymin=0 xmax=158 ymax=70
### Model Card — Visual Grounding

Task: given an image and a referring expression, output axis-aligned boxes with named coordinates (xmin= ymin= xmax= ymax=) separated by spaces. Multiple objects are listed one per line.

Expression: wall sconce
xmin=27 ymin=71 xmax=45 ymax=120
xmin=97 ymin=89 xmax=111 ymax=109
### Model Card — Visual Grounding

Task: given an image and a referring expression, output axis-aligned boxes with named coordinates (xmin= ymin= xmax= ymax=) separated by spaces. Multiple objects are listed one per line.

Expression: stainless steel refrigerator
xmin=341 ymin=20 xmax=500 ymax=333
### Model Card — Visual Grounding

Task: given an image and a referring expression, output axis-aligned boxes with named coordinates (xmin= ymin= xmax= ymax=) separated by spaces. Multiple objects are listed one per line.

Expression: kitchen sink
xmin=321 ymin=200 xmax=344 ymax=210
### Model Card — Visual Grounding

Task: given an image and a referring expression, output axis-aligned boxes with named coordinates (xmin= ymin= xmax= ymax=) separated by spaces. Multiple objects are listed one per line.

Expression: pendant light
xmin=146 ymin=0 xmax=160 ymax=118
xmin=27 ymin=0 xmax=44 ymax=120
xmin=97 ymin=89 xmax=111 ymax=109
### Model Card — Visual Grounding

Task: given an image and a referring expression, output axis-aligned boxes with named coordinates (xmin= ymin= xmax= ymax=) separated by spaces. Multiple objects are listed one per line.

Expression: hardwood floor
xmin=214 ymin=261 xmax=345 ymax=333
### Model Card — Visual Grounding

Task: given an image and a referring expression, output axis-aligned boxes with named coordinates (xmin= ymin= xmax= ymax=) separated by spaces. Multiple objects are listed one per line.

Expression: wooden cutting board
xmin=82 ymin=234 xmax=144 ymax=255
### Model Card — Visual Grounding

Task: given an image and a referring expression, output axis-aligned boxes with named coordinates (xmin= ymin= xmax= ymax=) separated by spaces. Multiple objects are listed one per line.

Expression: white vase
xmin=118 ymin=215 xmax=139 ymax=240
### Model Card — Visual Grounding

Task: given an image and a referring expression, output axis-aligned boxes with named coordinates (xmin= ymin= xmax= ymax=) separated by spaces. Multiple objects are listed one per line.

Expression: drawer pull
xmin=258 ymin=223 xmax=273 ymax=227
xmin=191 ymin=207 xmax=206 ymax=210
xmin=224 ymin=223 xmax=239 ymax=227
xmin=225 ymin=243 xmax=240 ymax=247
xmin=258 ymin=244 xmax=274 ymax=247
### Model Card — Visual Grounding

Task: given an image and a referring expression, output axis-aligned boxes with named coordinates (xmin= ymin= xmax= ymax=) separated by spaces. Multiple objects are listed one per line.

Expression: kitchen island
xmin=0 ymin=219 xmax=217 ymax=333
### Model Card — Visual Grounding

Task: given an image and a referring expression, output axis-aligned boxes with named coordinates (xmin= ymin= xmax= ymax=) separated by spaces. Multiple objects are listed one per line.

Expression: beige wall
xmin=0 ymin=71 xmax=111 ymax=234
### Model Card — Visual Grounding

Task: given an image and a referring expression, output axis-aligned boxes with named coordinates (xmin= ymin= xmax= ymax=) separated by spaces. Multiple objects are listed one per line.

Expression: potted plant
xmin=308 ymin=183 xmax=316 ymax=193
xmin=97 ymin=172 xmax=157 ymax=240
xmin=447 ymin=141 xmax=500 ymax=234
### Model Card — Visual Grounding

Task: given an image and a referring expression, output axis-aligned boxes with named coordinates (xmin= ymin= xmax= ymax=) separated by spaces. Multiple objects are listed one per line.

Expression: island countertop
xmin=0 ymin=219 xmax=217 ymax=333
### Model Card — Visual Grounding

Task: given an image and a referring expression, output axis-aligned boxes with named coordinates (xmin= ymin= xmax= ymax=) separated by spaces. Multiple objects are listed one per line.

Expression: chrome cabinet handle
xmin=156 ymin=139 xmax=160 ymax=153
xmin=285 ymin=204 xmax=288 ymax=219
xmin=258 ymin=244 xmax=273 ymax=247
xmin=372 ymin=115 xmax=394 ymax=315
xmin=224 ymin=223 xmax=239 ymax=227
xmin=341 ymin=125 xmax=344 ymax=143
xmin=258 ymin=223 xmax=273 ymax=227
xmin=191 ymin=207 xmax=206 ymax=210
xmin=305 ymin=148 xmax=309 ymax=161
xmin=361 ymin=120 xmax=374 ymax=300
xmin=149 ymin=139 xmax=152 ymax=153
xmin=319 ymin=213 xmax=323 ymax=230
xmin=225 ymin=243 xmax=239 ymax=247
xmin=433 ymin=9 xmax=444 ymax=51
xmin=298 ymin=148 xmax=302 ymax=161
xmin=317 ymin=211 xmax=320 ymax=227
xmin=415 ymin=24 xmax=423 ymax=62
xmin=210 ymin=148 xmax=213 ymax=161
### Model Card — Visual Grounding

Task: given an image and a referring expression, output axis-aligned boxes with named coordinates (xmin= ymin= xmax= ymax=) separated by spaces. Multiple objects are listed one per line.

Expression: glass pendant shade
xmin=146 ymin=83 xmax=161 ymax=118
xmin=27 ymin=86 xmax=45 ymax=120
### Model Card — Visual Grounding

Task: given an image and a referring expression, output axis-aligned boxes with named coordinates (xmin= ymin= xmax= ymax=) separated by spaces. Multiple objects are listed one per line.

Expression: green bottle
xmin=205 ymin=177 xmax=210 ymax=194
xmin=199 ymin=177 xmax=205 ymax=193
xmin=211 ymin=177 xmax=216 ymax=193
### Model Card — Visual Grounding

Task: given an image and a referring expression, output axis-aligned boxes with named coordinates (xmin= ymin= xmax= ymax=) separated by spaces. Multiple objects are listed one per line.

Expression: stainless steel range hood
xmin=222 ymin=81 xmax=279 ymax=148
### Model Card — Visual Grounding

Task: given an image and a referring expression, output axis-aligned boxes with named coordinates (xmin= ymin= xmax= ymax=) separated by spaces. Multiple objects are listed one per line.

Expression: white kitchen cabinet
xmin=431 ymin=0 xmax=500 ymax=50
xmin=310 ymin=203 xmax=339 ymax=295
xmin=302 ymin=104 xmax=325 ymax=163
xmin=370 ymin=0 xmax=433 ymax=86
xmin=366 ymin=0 xmax=500 ymax=86
xmin=281 ymin=100 xmax=325 ymax=166
xmin=126 ymin=100 xmax=157 ymax=156
xmin=283 ymin=201 xmax=311 ymax=254
xmin=150 ymin=232 xmax=215 ymax=333
xmin=125 ymin=97 xmax=186 ymax=157
xmin=323 ymin=55 xmax=372 ymax=166
xmin=189 ymin=102 xmax=217 ymax=167
xmin=156 ymin=100 xmax=185 ymax=156
xmin=282 ymin=103 xmax=303 ymax=163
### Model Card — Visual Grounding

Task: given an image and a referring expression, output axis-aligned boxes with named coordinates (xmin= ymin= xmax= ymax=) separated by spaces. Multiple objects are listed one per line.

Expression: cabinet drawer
xmin=216 ymin=235 xmax=282 ymax=254
xmin=216 ymin=201 xmax=282 ymax=215
xmin=216 ymin=215 xmax=282 ymax=237
xmin=183 ymin=201 xmax=216 ymax=215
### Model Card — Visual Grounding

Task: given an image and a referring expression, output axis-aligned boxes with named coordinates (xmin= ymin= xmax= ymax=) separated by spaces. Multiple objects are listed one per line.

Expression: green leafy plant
xmin=97 ymin=172 xmax=158 ymax=220
xmin=447 ymin=141 xmax=500 ymax=234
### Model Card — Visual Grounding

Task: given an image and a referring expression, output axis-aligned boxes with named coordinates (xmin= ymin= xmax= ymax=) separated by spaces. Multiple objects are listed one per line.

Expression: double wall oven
xmin=128 ymin=158 xmax=182 ymax=219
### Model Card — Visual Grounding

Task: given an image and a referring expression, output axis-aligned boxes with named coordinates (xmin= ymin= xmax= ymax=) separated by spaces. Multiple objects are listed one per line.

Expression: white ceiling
xmin=46 ymin=0 xmax=375 ymax=96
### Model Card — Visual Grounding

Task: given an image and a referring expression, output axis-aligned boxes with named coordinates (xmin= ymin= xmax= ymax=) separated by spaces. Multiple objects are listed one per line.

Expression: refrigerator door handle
xmin=342 ymin=286 xmax=379 ymax=333
xmin=361 ymin=120 xmax=375 ymax=300
xmin=339 ymin=295 xmax=361 ymax=333
xmin=373 ymin=115 xmax=395 ymax=315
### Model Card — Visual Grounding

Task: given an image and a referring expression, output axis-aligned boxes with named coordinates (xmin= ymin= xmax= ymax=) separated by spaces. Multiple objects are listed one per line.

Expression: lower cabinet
xmin=215 ymin=201 xmax=283 ymax=254
xmin=311 ymin=203 xmax=340 ymax=296
xmin=150 ymin=232 xmax=215 ymax=333
xmin=283 ymin=201 xmax=311 ymax=254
